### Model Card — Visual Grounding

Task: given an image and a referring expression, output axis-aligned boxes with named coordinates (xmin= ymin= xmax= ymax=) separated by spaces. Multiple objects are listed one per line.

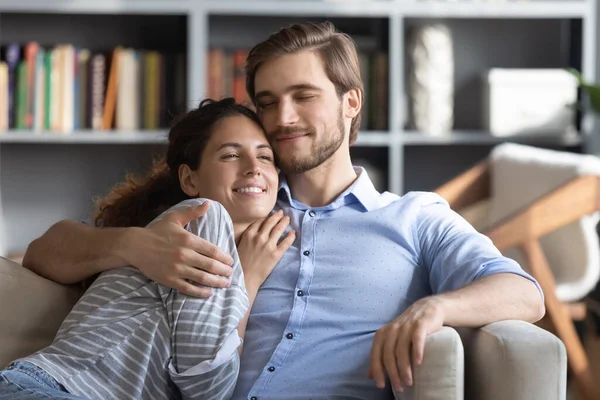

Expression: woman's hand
xmin=237 ymin=210 xmax=296 ymax=289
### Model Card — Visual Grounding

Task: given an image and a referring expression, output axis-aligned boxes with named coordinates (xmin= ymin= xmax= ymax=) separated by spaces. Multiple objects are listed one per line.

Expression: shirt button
xmin=308 ymin=210 xmax=316 ymax=217
xmin=303 ymin=250 xmax=310 ymax=256
xmin=268 ymin=366 xmax=276 ymax=372
xmin=297 ymin=290 xmax=304 ymax=296
xmin=251 ymin=397 xmax=258 ymax=400
xmin=286 ymin=333 xmax=294 ymax=339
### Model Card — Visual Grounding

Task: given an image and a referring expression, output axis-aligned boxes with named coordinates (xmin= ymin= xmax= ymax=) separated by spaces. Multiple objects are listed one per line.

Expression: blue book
xmin=4 ymin=43 xmax=20 ymax=129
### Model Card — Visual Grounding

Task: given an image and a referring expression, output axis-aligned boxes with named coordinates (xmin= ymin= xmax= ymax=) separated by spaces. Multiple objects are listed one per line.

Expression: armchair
xmin=435 ymin=142 xmax=600 ymax=400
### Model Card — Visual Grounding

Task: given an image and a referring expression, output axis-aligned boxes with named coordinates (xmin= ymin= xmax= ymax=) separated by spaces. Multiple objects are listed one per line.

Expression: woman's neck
xmin=233 ymin=222 xmax=251 ymax=245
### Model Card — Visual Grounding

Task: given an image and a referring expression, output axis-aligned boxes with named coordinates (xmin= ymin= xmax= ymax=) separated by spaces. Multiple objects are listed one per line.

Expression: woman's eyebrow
xmin=216 ymin=142 xmax=242 ymax=151
xmin=217 ymin=143 xmax=272 ymax=151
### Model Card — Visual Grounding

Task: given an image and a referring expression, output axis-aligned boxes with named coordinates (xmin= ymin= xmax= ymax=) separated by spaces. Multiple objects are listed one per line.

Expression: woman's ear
xmin=178 ymin=164 xmax=200 ymax=197
xmin=343 ymin=88 xmax=362 ymax=120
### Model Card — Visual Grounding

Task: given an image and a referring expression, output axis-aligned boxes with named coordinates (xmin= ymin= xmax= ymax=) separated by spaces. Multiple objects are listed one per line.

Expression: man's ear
xmin=343 ymin=88 xmax=362 ymax=120
xmin=178 ymin=164 xmax=199 ymax=197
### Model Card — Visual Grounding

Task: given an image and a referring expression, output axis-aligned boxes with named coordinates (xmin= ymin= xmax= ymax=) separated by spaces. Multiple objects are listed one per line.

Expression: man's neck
xmin=286 ymin=151 xmax=358 ymax=208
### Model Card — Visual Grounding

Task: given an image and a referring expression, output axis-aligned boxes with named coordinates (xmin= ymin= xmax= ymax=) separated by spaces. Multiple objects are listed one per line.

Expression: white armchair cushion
xmin=487 ymin=143 xmax=600 ymax=302
xmin=397 ymin=327 xmax=464 ymax=400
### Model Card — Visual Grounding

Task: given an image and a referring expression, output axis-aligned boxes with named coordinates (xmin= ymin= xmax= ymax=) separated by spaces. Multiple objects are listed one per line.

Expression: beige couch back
xmin=0 ymin=257 xmax=83 ymax=368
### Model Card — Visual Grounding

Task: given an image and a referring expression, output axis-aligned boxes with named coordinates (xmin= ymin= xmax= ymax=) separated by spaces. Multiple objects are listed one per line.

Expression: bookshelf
xmin=0 ymin=0 xmax=597 ymax=255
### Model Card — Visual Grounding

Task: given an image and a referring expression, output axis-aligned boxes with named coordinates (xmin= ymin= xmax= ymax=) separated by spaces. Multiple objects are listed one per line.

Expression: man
xmin=23 ymin=22 xmax=544 ymax=399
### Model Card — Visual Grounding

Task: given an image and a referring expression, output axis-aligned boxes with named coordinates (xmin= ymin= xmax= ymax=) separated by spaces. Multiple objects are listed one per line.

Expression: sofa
xmin=0 ymin=256 xmax=567 ymax=400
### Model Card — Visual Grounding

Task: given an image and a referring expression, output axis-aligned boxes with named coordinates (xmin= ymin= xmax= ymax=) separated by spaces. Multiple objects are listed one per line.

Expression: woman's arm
xmin=22 ymin=202 xmax=235 ymax=297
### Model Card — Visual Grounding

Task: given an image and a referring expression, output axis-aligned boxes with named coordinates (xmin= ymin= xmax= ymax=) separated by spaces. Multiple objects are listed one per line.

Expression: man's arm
xmin=368 ymin=273 xmax=544 ymax=394
xmin=22 ymin=202 xmax=235 ymax=297
xmin=23 ymin=219 xmax=132 ymax=284
xmin=368 ymin=194 xmax=545 ymax=393
xmin=437 ymin=272 xmax=544 ymax=326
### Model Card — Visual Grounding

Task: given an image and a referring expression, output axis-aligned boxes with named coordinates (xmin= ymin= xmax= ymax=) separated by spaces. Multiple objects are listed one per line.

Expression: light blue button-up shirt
xmin=232 ymin=167 xmax=541 ymax=400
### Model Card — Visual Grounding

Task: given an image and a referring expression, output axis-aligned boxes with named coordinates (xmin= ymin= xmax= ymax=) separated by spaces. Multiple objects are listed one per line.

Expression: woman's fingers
xmin=277 ymin=230 xmax=296 ymax=253
xmin=258 ymin=210 xmax=285 ymax=238
xmin=270 ymin=215 xmax=291 ymax=243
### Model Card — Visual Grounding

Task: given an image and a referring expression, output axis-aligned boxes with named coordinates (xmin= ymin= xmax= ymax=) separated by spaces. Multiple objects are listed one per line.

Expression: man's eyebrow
xmin=255 ymin=83 xmax=323 ymax=101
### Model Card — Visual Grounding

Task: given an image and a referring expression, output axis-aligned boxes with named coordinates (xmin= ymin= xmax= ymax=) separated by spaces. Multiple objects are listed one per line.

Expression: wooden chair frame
xmin=435 ymin=160 xmax=600 ymax=400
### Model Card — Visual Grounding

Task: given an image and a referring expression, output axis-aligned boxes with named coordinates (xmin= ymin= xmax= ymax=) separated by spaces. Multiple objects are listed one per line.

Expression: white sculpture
xmin=408 ymin=24 xmax=454 ymax=136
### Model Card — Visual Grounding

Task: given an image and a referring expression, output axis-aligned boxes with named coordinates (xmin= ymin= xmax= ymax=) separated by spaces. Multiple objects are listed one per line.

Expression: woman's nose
xmin=244 ymin=160 xmax=262 ymax=176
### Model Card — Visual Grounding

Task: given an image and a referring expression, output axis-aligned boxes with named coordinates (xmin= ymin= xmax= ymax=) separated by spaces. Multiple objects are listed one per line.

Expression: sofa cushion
xmin=0 ymin=257 xmax=82 ymax=368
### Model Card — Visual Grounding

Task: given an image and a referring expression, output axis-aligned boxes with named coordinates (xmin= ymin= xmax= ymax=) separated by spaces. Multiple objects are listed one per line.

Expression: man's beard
xmin=271 ymin=109 xmax=345 ymax=175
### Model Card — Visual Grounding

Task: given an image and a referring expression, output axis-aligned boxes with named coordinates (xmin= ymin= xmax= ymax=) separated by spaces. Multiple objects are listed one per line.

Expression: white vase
xmin=408 ymin=24 xmax=454 ymax=136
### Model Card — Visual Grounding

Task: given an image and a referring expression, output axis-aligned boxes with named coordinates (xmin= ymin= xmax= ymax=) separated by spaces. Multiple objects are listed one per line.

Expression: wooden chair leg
xmin=522 ymin=240 xmax=599 ymax=400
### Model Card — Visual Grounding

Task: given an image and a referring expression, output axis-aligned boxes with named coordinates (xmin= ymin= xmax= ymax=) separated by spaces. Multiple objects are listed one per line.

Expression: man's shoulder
xmin=383 ymin=191 xmax=449 ymax=211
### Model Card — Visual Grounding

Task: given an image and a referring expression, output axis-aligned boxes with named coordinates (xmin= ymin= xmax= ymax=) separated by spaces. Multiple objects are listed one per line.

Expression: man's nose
xmin=277 ymin=100 xmax=299 ymax=126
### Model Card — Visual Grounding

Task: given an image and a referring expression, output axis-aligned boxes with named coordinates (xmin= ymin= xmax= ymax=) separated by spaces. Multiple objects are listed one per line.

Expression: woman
xmin=0 ymin=98 xmax=295 ymax=400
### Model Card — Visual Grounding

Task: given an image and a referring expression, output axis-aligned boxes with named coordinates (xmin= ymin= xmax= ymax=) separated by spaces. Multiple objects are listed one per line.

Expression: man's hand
xmin=122 ymin=202 xmax=234 ymax=298
xmin=368 ymin=296 xmax=445 ymax=393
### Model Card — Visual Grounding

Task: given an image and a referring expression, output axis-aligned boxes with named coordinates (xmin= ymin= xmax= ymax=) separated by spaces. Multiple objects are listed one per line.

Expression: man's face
xmin=253 ymin=51 xmax=346 ymax=175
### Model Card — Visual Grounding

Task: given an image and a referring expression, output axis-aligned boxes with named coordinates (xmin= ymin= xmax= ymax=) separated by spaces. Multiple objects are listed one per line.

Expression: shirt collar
xmin=277 ymin=166 xmax=380 ymax=212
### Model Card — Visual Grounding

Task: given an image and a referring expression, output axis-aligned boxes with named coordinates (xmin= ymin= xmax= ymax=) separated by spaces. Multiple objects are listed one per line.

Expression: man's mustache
xmin=269 ymin=126 xmax=315 ymax=138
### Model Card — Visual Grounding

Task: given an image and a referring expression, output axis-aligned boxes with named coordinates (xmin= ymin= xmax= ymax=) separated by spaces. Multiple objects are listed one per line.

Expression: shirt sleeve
xmin=415 ymin=193 xmax=544 ymax=301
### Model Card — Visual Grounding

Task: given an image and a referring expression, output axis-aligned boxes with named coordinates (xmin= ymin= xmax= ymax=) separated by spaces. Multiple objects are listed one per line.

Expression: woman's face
xmin=183 ymin=115 xmax=279 ymax=225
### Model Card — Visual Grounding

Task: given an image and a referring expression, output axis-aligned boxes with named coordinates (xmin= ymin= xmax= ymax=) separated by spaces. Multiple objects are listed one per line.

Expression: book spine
xmin=15 ymin=61 xmax=27 ymax=129
xmin=5 ymin=44 xmax=20 ymax=129
xmin=89 ymin=53 xmax=106 ymax=130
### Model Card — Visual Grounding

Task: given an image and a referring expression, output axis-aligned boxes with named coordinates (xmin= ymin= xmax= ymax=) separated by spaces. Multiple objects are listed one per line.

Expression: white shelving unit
xmin=0 ymin=0 xmax=597 ymax=254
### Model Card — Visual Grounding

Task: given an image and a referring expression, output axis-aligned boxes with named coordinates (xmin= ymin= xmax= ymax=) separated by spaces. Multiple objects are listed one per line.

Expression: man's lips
xmin=274 ymin=133 xmax=309 ymax=142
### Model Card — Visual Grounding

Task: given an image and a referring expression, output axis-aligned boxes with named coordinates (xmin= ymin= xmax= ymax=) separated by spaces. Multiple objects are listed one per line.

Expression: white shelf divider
xmin=401 ymin=130 xmax=583 ymax=146
xmin=0 ymin=0 xmax=190 ymax=14
xmin=401 ymin=0 xmax=589 ymax=19
xmin=0 ymin=131 xmax=168 ymax=144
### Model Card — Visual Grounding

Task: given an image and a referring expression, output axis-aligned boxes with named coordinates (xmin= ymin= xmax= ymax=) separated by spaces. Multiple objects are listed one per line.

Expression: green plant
xmin=568 ymin=68 xmax=600 ymax=115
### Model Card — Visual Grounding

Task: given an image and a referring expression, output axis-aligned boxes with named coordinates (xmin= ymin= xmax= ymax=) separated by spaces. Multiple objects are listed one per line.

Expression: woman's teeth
xmin=235 ymin=187 xmax=263 ymax=193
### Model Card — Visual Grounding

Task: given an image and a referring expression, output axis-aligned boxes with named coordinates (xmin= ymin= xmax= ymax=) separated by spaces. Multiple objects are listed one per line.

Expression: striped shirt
xmin=21 ymin=199 xmax=249 ymax=400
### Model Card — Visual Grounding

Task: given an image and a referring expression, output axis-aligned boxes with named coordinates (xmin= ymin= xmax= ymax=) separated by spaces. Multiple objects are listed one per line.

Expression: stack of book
xmin=0 ymin=42 xmax=187 ymax=133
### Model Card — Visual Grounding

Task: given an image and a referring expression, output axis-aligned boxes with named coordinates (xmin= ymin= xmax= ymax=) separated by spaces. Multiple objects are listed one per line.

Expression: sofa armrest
xmin=396 ymin=326 xmax=464 ymax=400
xmin=0 ymin=257 xmax=83 ymax=368
xmin=457 ymin=320 xmax=567 ymax=400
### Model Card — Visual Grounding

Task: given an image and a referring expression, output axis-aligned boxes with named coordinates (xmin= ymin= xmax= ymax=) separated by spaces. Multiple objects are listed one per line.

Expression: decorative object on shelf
xmin=407 ymin=23 xmax=454 ymax=136
xmin=566 ymin=68 xmax=600 ymax=138
xmin=568 ymin=68 xmax=600 ymax=115
xmin=483 ymin=68 xmax=578 ymax=138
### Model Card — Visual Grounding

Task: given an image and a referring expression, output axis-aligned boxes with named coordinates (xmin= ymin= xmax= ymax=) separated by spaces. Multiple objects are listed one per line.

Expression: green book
xmin=44 ymin=50 xmax=52 ymax=130
xmin=15 ymin=61 xmax=27 ymax=130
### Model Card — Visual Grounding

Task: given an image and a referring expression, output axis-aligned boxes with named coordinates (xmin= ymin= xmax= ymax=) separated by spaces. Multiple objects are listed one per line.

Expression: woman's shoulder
xmin=149 ymin=198 xmax=231 ymax=227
